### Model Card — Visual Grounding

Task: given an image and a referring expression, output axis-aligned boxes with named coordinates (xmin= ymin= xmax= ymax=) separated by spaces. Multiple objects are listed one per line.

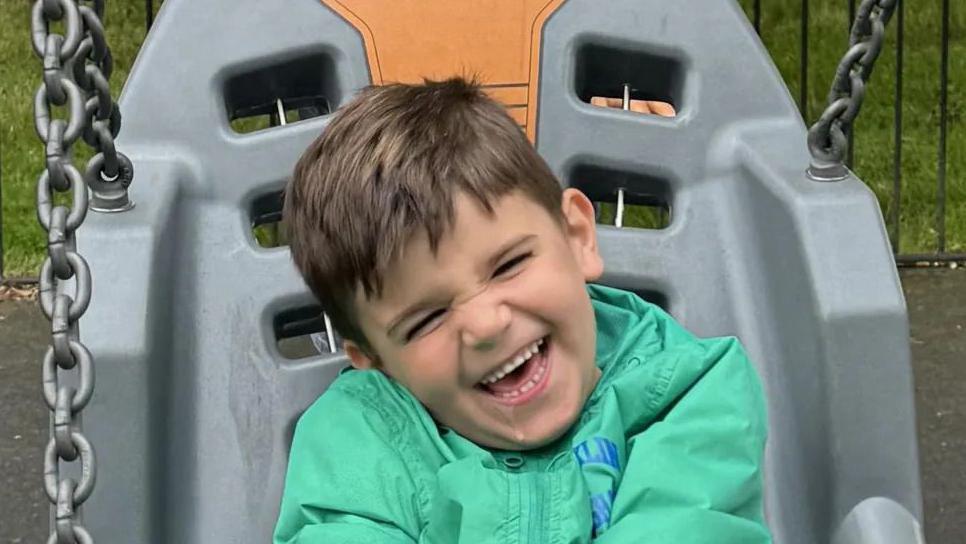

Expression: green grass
xmin=735 ymin=0 xmax=966 ymax=255
xmin=1 ymin=0 xmax=963 ymax=277
xmin=1 ymin=0 xmax=155 ymax=278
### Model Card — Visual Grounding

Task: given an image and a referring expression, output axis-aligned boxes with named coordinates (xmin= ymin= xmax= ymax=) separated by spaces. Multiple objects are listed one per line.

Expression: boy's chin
xmin=462 ymin=372 xmax=600 ymax=451
xmin=505 ymin=423 xmax=573 ymax=451
xmin=469 ymin=407 xmax=581 ymax=452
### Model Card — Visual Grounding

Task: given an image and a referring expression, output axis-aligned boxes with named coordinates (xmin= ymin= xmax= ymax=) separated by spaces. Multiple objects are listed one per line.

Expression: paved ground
xmin=904 ymin=268 xmax=966 ymax=543
xmin=1 ymin=269 xmax=963 ymax=542
xmin=0 ymin=292 xmax=49 ymax=543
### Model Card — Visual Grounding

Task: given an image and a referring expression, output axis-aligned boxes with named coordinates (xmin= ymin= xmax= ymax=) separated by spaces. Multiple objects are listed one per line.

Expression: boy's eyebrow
xmin=385 ymin=233 xmax=537 ymax=337
xmin=480 ymin=233 xmax=536 ymax=274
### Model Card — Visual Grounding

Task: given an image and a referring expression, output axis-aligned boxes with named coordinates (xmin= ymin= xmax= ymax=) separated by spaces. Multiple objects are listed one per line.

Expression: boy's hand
xmin=590 ymin=96 xmax=676 ymax=117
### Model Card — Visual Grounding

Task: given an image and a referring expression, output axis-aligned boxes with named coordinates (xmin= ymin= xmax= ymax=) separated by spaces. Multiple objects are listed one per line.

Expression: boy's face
xmin=344 ymin=188 xmax=604 ymax=451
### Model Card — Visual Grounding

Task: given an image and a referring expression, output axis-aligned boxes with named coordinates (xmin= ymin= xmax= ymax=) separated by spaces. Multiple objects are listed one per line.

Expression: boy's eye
xmin=406 ymin=309 xmax=447 ymax=341
xmin=493 ymin=252 xmax=532 ymax=278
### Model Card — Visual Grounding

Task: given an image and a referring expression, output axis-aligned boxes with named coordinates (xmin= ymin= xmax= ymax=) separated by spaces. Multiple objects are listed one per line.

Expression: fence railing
xmin=0 ymin=0 xmax=958 ymax=282
xmin=145 ymin=0 xmax=960 ymax=265
xmin=750 ymin=0 xmax=959 ymax=265
xmin=1 ymin=159 xmax=5 ymax=281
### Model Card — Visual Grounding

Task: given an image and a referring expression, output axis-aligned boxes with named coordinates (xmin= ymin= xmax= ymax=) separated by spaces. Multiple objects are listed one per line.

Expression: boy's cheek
xmin=396 ymin=338 xmax=461 ymax=390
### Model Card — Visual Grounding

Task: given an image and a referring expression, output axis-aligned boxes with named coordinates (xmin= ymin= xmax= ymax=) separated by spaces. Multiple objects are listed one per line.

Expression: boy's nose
xmin=458 ymin=300 xmax=512 ymax=351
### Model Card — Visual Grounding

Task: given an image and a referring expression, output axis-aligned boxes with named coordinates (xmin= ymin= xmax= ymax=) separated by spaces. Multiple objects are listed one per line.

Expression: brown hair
xmin=284 ymin=77 xmax=564 ymax=350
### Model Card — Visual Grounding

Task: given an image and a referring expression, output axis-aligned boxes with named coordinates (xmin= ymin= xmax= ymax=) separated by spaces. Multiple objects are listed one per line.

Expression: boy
xmin=274 ymin=78 xmax=771 ymax=543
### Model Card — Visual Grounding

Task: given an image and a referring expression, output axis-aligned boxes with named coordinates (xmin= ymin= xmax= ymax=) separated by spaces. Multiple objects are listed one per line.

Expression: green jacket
xmin=274 ymin=284 xmax=771 ymax=543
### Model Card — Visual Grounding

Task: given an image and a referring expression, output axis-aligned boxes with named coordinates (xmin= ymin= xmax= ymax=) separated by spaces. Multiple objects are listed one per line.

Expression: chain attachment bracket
xmin=87 ymin=152 xmax=135 ymax=212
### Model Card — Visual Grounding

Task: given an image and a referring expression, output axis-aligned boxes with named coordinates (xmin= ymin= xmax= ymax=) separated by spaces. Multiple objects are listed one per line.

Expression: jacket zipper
xmin=524 ymin=472 xmax=546 ymax=543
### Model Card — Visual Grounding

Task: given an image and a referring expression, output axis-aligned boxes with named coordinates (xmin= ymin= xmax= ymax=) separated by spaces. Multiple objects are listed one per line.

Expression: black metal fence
xmin=751 ymin=0 xmax=959 ymax=264
xmin=146 ymin=0 xmax=960 ymax=265
xmin=0 ymin=0 xmax=958 ymax=282
xmin=1 ymin=158 xmax=5 ymax=281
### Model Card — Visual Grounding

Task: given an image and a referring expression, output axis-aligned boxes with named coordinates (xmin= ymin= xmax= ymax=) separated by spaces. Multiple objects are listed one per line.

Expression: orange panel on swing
xmin=320 ymin=0 xmax=567 ymax=140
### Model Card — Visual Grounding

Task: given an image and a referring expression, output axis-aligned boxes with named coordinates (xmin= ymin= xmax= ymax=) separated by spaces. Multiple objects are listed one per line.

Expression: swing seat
xmin=76 ymin=0 xmax=924 ymax=542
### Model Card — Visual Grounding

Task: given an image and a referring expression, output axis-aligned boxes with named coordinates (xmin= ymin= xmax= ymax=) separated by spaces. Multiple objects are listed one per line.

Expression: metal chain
xmin=806 ymin=0 xmax=897 ymax=181
xmin=31 ymin=0 xmax=132 ymax=541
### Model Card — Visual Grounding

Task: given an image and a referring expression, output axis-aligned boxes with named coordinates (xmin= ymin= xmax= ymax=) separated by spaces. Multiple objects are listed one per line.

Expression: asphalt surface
xmin=905 ymin=269 xmax=966 ymax=543
xmin=0 ymin=293 xmax=48 ymax=543
xmin=1 ymin=269 xmax=963 ymax=543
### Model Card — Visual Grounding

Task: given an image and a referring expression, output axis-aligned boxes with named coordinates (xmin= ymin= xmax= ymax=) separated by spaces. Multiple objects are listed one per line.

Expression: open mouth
xmin=475 ymin=335 xmax=552 ymax=405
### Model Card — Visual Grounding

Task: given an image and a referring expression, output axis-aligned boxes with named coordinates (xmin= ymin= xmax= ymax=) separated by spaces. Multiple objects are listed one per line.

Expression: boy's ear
xmin=560 ymin=188 xmax=604 ymax=282
xmin=343 ymin=340 xmax=379 ymax=370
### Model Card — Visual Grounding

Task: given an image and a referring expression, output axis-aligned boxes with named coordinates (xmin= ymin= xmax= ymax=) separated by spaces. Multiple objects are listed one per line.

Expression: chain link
xmin=807 ymin=0 xmax=897 ymax=180
xmin=31 ymin=0 xmax=133 ymax=541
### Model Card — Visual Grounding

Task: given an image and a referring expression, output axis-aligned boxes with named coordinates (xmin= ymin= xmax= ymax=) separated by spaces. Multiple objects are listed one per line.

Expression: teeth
xmin=491 ymin=357 xmax=549 ymax=398
xmin=480 ymin=338 xmax=544 ymax=385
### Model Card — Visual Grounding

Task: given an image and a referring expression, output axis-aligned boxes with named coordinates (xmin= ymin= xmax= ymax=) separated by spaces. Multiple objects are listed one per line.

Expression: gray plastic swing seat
xmin=74 ymin=0 xmax=924 ymax=542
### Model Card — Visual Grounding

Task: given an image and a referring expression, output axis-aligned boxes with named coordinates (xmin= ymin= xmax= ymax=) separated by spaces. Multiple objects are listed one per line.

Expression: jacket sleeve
xmin=597 ymin=311 xmax=772 ymax=543
xmin=273 ymin=387 xmax=423 ymax=544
